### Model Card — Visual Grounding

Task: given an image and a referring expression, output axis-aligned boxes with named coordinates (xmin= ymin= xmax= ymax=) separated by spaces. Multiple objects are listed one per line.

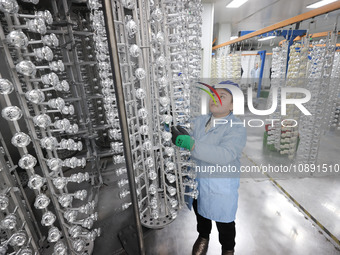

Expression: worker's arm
xmin=191 ymin=126 xmax=246 ymax=165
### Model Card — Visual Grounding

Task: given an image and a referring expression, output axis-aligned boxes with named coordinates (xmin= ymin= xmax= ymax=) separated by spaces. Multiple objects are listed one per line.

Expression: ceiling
xmin=203 ymin=0 xmax=340 ymax=39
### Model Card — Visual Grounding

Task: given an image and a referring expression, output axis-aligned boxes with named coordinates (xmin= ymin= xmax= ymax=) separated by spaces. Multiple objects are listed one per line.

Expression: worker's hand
xmin=171 ymin=125 xmax=189 ymax=143
xmin=171 ymin=126 xmax=195 ymax=150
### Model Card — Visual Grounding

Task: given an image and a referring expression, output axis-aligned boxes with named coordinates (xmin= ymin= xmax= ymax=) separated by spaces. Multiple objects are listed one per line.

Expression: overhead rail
xmin=212 ymin=1 xmax=340 ymax=50
xmin=279 ymin=31 xmax=340 ymax=45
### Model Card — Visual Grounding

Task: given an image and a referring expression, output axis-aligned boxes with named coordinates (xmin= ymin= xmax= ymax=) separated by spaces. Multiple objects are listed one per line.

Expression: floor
xmin=144 ymin=99 xmax=340 ymax=255
xmin=144 ymin=176 xmax=340 ymax=255
xmin=87 ymin=98 xmax=340 ymax=255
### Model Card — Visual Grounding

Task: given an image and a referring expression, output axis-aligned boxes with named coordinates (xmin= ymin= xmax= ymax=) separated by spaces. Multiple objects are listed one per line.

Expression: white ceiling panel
xmin=203 ymin=0 xmax=340 ymax=36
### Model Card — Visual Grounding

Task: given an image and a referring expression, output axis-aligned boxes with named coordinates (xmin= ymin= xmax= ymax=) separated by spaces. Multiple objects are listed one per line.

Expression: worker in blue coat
xmin=171 ymin=81 xmax=247 ymax=255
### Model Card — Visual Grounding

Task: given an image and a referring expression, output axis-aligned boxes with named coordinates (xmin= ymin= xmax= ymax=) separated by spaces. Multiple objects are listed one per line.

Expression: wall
xmin=216 ymin=23 xmax=231 ymax=56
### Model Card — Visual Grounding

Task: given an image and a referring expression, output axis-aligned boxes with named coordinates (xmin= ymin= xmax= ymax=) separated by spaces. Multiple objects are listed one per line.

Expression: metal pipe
xmin=102 ymin=1 xmax=145 ymax=255
xmin=115 ymin=0 xmax=152 ymax=214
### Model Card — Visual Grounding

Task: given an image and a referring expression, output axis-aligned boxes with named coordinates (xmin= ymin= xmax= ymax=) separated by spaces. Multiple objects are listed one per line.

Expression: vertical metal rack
xmin=0 ymin=0 xmax=203 ymax=254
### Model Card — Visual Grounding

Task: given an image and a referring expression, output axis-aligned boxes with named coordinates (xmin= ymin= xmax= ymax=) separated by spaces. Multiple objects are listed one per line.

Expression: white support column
xmin=200 ymin=3 xmax=214 ymax=79
xmin=200 ymin=3 xmax=214 ymax=114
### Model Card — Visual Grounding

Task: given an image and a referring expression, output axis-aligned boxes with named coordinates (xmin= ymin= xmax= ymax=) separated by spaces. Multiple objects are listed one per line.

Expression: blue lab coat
xmin=188 ymin=112 xmax=247 ymax=223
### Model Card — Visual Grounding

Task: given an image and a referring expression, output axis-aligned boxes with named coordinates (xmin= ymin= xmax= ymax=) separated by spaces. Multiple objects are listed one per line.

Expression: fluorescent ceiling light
xmin=258 ymin=35 xmax=276 ymax=41
xmin=226 ymin=0 xmax=249 ymax=8
xmin=306 ymin=0 xmax=337 ymax=8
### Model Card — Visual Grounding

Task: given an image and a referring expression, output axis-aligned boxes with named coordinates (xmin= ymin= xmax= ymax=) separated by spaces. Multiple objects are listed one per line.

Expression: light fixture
xmin=226 ymin=0 xmax=248 ymax=8
xmin=258 ymin=35 xmax=276 ymax=41
xmin=230 ymin=36 xmax=238 ymax=40
xmin=306 ymin=0 xmax=337 ymax=8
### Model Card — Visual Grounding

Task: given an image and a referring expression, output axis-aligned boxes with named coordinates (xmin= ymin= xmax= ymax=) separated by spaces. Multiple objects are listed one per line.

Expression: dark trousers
xmin=193 ymin=199 xmax=236 ymax=250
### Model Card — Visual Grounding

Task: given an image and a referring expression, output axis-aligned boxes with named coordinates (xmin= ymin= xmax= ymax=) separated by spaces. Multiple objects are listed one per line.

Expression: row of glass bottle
xmin=280 ymin=43 xmax=309 ymax=159
xmin=0 ymin=1 xmax=99 ymax=254
xmin=211 ymin=53 xmax=242 ymax=81
xmin=87 ymin=0 xmax=202 ymax=226
xmin=114 ymin=0 xmax=201 ymax=224
xmin=88 ymin=0 xmax=166 ymax=223
xmin=165 ymin=0 xmax=202 ymax=206
xmin=148 ymin=0 xmax=202 ymax=221
xmin=265 ymin=43 xmax=288 ymax=150
xmin=267 ymin=36 xmax=339 ymax=163
xmin=296 ymin=36 xmax=339 ymax=164
xmin=0 ymin=147 xmax=39 ymax=255
xmin=88 ymin=3 xmax=135 ymax=214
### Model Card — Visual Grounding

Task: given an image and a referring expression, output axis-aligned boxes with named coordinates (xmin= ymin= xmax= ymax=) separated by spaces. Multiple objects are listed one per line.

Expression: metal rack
xmin=0 ymin=1 xmax=104 ymax=254
xmin=0 ymin=0 xmax=203 ymax=254
xmin=0 ymin=130 xmax=41 ymax=254
xmin=102 ymin=0 xmax=202 ymax=230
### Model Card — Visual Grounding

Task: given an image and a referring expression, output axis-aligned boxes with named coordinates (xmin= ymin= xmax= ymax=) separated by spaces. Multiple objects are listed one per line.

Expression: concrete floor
xmin=90 ymin=98 xmax=340 ymax=255
xmin=144 ymin=102 xmax=340 ymax=255
xmin=144 ymin=174 xmax=340 ymax=255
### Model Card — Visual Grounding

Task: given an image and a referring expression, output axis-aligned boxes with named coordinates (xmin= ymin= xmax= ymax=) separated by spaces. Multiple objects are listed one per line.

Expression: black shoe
xmin=222 ymin=249 xmax=234 ymax=255
xmin=192 ymin=236 xmax=209 ymax=255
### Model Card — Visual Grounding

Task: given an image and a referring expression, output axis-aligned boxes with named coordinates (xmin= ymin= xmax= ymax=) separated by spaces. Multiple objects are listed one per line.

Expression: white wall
xmin=217 ymin=23 xmax=231 ymax=45
xmin=216 ymin=23 xmax=231 ymax=56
